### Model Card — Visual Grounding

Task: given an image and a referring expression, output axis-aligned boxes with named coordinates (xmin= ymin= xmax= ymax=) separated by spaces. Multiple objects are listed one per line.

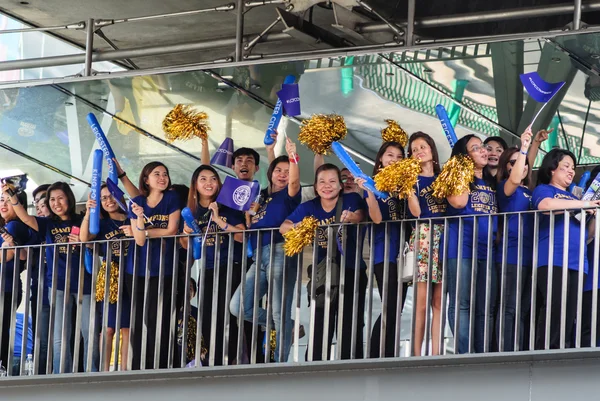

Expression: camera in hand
xmin=2 ymin=174 xmax=28 ymax=197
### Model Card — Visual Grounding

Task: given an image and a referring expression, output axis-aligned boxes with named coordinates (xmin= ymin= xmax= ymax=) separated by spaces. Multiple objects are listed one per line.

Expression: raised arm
xmin=1 ymin=183 xmax=38 ymax=232
xmin=528 ymin=128 xmax=552 ymax=168
xmin=504 ymin=129 xmax=532 ymax=197
xmin=266 ymin=133 xmax=277 ymax=164
xmin=201 ymin=137 xmax=210 ymax=165
xmin=80 ymin=195 xmax=97 ymax=243
xmin=113 ymin=157 xmax=140 ymax=198
xmin=286 ymin=138 xmax=301 ymax=197
xmin=314 ymin=154 xmax=325 ymax=173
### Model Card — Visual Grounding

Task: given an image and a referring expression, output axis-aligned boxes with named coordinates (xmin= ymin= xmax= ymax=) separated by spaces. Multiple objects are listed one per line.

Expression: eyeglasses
xmin=100 ymin=195 xmax=114 ymax=202
xmin=469 ymin=145 xmax=486 ymax=153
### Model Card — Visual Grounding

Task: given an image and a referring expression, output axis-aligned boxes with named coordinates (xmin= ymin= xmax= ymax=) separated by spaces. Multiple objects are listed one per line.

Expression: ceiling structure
xmin=0 ymin=1 xmax=600 ymax=202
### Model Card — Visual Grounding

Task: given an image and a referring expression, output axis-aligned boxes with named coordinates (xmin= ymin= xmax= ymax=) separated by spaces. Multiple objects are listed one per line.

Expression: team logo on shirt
xmin=233 ymin=185 xmax=251 ymax=207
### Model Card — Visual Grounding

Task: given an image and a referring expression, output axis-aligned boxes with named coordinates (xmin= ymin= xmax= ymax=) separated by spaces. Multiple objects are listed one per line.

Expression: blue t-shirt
xmin=29 ymin=230 xmax=50 ymax=306
xmin=532 ymin=184 xmax=588 ymax=273
xmin=97 ymin=217 xmax=134 ymax=268
xmin=446 ymin=177 xmax=498 ymax=261
xmin=0 ymin=220 xmax=33 ymax=292
xmin=127 ymin=191 xmax=180 ymax=277
xmin=35 ymin=216 xmax=92 ymax=294
xmin=369 ymin=196 xmax=403 ymax=265
xmin=250 ymin=187 xmax=301 ymax=251
xmin=286 ymin=193 xmax=367 ymax=269
xmin=413 ymin=175 xmax=447 ymax=219
xmin=496 ymin=180 xmax=534 ymax=266
xmin=191 ymin=205 xmax=244 ymax=269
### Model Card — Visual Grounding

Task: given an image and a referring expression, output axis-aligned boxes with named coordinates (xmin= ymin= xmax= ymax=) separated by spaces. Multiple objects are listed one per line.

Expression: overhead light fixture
xmin=19 ymin=1 xmax=29 ymax=4
xmin=552 ymin=57 xmax=561 ymax=62
xmin=591 ymin=54 xmax=600 ymax=60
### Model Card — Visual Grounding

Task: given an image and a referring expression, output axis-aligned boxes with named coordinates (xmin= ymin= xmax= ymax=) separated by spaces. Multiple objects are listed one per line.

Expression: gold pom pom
xmin=162 ymin=104 xmax=210 ymax=142
xmin=95 ymin=260 xmax=120 ymax=304
xmin=298 ymin=114 xmax=347 ymax=154
xmin=374 ymin=157 xmax=422 ymax=198
xmin=381 ymin=119 xmax=408 ymax=148
xmin=431 ymin=155 xmax=475 ymax=199
xmin=283 ymin=216 xmax=319 ymax=256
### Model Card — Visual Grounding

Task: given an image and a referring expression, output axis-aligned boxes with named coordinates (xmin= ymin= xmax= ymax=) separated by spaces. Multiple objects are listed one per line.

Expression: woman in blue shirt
xmin=3 ymin=181 xmax=98 ymax=373
xmin=446 ymin=135 xmax=498 ymax=354
xmin=532 ymin=149 xmax=599 ymax=349
xmin=128 ymin=162 xmax=181 ymax=369
xmin=181 ymin=165 xmax=245 ymax=366
xmin=495 ymin=130 xmax=534 ymax=351
xmin=281 ymin=164 xmax=366 ymax=361
xmin=81 ymin=184 xmax=133 ymax=371
xmin=0 ymin=190 xmax=33 ymax=371
xmin=229 ymin=138 xmax=301 ymax=363
xmin=356 ymin=140 xmax=407 ymax=358
xmin=406 ymin=132 xmax=447 ymax=356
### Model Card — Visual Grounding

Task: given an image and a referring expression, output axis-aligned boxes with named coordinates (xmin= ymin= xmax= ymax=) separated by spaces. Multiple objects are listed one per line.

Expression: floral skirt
xmin=409 ymin=223 xmax=443 ymax=283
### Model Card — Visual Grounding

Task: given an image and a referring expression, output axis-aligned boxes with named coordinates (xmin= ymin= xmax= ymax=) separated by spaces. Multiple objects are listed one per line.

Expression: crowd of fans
xmin=0 ymin=126 xmax=598 ymax=374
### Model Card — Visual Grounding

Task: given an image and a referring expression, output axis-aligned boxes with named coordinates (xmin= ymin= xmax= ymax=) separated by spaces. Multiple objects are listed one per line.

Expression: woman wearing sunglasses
xmin=495 ymin=129 xmax=534 ymax=352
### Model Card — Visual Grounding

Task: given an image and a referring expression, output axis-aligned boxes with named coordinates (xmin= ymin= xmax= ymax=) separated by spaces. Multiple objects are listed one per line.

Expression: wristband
xmin=584 ymin=201 xmax=591 ymax=208
xmin=118 ymin=171 xmax=127 ymax=179
xmin=10 ymin=200 xmax=18 ymax=206
xmin=223 ymin=223 xmax=229 ymax=230
xmin=520 ymin=150 xmax=528 ymax=155
xmin=136 ymin=225 xmax=145 ymax=231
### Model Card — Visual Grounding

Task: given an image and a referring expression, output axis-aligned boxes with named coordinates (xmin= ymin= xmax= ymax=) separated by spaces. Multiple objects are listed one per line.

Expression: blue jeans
xmin=37 ymin=304 xmax=50 ymax=374
xmin=51 ymin=291 xmax=99 ymax=373
xmin=447 ymin=258 xmax=497 ymax=354
xmin=230 ymin=243 xmax=297 ymax=362
xmin=495 ymin=263 xmax=532 ymax=352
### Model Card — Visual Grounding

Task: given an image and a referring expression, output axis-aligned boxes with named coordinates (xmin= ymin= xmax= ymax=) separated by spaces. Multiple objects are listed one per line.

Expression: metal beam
xmin=574 ymin=0 xmax=583 ymax=30
xmin=0 ymin=32 xmax=291 ymax=72
xmin=358 ymin=0 xmax=600 ymax=32
xmin=84 ymin=19 xmax=94 ymax=76
xmin=406 ymin=0 xmax=415 ymax=46
xmin=235 ymin=0 xmax=245 ymax=61
xmin=1 ymin=26 xmax=600 ymax=89
xmin=95 ymin=3 xmax=235 ymax=28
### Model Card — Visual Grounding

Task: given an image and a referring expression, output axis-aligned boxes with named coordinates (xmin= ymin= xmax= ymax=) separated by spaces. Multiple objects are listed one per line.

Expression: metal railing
xmin=0 ymin=207 xmax=598 ymax=376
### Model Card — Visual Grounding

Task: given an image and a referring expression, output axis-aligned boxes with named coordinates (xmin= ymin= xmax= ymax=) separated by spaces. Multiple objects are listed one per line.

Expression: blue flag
xmin=276 ymin=83 xmax=301 ymax=116
xmin=216 ymin=177 xmax=261 ymax=212
xmin=520 ymin=72 xmax=565 ymax=103
xmin=106 ymin=178 xmax=128 ymax=212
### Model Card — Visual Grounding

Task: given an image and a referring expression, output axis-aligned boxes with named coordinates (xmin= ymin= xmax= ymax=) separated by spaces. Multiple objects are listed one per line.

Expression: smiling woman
xmin=532 ymin=148 xmax=600 ymax=350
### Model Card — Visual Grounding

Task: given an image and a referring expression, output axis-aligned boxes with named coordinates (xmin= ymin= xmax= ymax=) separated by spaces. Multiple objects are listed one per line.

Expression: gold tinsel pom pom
xmin=374 ymin=157 xmax=422 ymax=199
xmin=381 ymin=119 xmax=408 ymax=148
xmin=431 ymin=155 xmax=475 ymax=199
xmin=162 ymin=104 xmax=210 ymax=142
xmin=283 ymin=216 xmax=319 ymax=256
xmin=298 ymin=114 xmax=347 ymax=154
xmin=95 ymin=260 xmax=120 ymax=304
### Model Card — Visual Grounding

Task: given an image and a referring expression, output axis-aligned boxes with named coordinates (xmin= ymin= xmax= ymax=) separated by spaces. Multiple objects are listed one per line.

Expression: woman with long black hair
xmin=2 ymin=181 xmax=98 ymax=373
xmin=128 ymin=162 xmax=180 ymax=369
xmin=181 ymin=165 xmax=245 ymax=366
xmin=445 ymin=135 xmax=498 ymax=354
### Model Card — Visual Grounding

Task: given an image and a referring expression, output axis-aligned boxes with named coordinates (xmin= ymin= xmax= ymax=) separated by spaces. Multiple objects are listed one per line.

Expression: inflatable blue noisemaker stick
xmin=579 ymin=171 xmax=591 ymax=190
xmin=330 ymin=142 xmax=389 ymax=200
xmin=84 ymin=248 xmax=94 ymax=275
xmin=89 ymin=149 xmax=103 ymax=236
xmin=182 ymin=207 xmax=203 ymax=260
xmin=435 ymin=104 xmax=458 ymax=148
xmin=264 ymin=75 xmax=296 ymax=146
xmin=87 ymin=113 xmax=119 ymax=185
